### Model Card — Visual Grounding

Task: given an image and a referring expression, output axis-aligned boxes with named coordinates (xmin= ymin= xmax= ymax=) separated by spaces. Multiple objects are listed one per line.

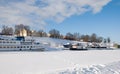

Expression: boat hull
xmin=70 ymin=48 xmax=88 ymax=50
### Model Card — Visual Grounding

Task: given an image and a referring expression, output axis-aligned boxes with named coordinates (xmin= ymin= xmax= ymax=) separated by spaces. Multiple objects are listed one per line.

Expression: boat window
xmin=3 ymin=46 xmax=6 ymax=48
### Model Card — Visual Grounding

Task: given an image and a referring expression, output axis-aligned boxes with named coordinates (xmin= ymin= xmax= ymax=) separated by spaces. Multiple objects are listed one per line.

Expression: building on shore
xmin=19 ymin=29 xmax=27 ymax=37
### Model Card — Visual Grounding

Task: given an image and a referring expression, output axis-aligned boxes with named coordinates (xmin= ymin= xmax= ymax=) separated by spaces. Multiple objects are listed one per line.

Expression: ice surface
xmin=0 ymin=50 xmax=120 ymax=74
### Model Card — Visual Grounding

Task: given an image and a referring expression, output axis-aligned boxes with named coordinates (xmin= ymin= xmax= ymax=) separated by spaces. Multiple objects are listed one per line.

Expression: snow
xmin=0 ymin=50 xmax=120 ymax=74
xmin=56 ymin=61 xmax=120 ymax=74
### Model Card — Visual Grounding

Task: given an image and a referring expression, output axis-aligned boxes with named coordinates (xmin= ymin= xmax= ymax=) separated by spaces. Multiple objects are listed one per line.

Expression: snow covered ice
xmin=0 ymin=49 xmax=120 ymax=74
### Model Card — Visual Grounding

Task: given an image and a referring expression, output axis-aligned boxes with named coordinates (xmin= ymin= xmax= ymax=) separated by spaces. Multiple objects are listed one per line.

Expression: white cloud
xmin=0 ymin=0 xmax=111 ymax=29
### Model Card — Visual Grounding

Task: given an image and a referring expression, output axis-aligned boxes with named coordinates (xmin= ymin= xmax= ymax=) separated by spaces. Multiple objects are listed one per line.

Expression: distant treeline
xmin=0 ymin=24 xmax=111 ymax=43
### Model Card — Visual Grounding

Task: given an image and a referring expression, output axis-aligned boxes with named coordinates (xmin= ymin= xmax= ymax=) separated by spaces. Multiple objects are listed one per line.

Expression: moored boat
xmin=70 ymin=43 xmax=88 ymax=50
xmin=0 ymin=36 xmax=44 ymax=51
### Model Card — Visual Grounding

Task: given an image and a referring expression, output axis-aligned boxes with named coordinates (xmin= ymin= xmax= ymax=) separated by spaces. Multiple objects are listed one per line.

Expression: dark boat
xmin=63 ymin=43 xmax=72 ymax=50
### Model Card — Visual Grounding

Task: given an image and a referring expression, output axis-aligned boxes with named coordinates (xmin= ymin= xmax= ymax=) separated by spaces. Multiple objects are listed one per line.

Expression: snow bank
xmin=52 ymin=61 xmax=120 ymax=74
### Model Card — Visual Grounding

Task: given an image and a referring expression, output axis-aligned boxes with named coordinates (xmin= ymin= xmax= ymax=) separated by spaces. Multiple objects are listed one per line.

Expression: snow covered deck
xmin=0 ymin=49 xmax=120 ymax=74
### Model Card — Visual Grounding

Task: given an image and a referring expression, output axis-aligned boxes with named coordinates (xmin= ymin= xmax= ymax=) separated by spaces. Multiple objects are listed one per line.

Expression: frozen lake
xmin=0 ymin=49 xmax=120 ymax=74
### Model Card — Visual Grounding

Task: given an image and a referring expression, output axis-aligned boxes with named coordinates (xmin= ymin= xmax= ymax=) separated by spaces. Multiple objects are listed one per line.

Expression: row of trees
xmin=48 ymin=29 xmax=111 ymax=43
xmin=0 ymin=24 xmax=111 ymax=43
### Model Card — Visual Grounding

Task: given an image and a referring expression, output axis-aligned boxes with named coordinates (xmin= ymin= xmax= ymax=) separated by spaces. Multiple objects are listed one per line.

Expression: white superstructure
xmin=0 ymin=35 xmax=44 ymax=51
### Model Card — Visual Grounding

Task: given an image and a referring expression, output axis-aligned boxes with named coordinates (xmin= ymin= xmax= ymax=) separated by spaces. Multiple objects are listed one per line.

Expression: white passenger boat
xmin=70 ymin=42 xmax=88 ymax=50
xmin=0 ymin=36 xmax=44 ymax=51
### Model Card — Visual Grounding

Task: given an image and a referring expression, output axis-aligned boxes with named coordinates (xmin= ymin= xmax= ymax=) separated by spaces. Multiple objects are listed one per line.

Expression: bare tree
xmin=97 ymin=37 xmax=103 ymax=43
xmin=37 ymin=30 xmax=47 ymax=37
xmin=65 ymin=32 xmax=74 ymax=40
xmin=84 ymin=35 xmax=90 ymax=42
xmin=1 ymin=25 xmax=13 ymax=35
xmin=73 ymin=33 xmax=81 ymax=41
xmin=15 ymin=24 xmax=24 ymax=36
xmin=90 ymin=33 xmax=97 ymax=42
xmin=49 ymin=29 xmax=60 ymax=38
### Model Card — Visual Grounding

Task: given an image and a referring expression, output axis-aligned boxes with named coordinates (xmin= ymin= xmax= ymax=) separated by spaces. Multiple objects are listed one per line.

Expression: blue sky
xmin=0 ymin=0 xmax=120 ymax=42
xmin=45 ymin=0 xmax=120 ymax=43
